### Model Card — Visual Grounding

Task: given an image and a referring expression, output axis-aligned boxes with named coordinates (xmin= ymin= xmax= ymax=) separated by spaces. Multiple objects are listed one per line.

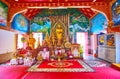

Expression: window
xmin=17 ymin=34 xmax=24 ymax=49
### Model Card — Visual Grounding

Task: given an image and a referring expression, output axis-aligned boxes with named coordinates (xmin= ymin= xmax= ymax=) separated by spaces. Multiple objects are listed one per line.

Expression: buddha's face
xmin=57 ymin=24 xmax=62 ymax=29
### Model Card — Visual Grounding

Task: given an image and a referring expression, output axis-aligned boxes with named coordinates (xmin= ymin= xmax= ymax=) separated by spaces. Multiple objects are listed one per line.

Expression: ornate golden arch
xmin=50 ymin=19 xmax=68 ymax=47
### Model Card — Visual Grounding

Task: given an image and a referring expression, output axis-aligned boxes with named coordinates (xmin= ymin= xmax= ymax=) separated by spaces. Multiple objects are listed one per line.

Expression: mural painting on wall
xmin=0 ymin=1 xmax=8 ymax=27
xmin=112 ymin=0 xmax=120 ymax=26
xmin=69 ymin=9 xmax=90 ymax=42
xmin=90 ymin=13 xmax=108 ymax=34
xmin=30 ymin=9 xmax=69 ymax=35
xmin=11 ymin=14 xmax=29 ymax=33
xmin=30 ymin=16 xmax=51 ymax=35
xmin=30 ymin=9 xmax=90 ymax=41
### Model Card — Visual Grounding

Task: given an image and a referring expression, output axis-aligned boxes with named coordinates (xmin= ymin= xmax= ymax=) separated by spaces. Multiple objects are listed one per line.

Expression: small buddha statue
xmin=37 ymin=51 xmax=43 ymax=61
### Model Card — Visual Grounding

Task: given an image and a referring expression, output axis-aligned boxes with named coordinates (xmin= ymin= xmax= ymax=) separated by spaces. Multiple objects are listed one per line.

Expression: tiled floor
xmin=83 ymin=55 xmax=111 ymax=67
xmin=84 ymin=59 xmax=111 ymax=67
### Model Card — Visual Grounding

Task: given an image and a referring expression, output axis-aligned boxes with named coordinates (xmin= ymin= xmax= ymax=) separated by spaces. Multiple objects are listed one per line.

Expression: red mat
xmin=38 ymin=60 xmax=83 ymax=68
xmin=28 ymin=60 xmax=94 ymax=72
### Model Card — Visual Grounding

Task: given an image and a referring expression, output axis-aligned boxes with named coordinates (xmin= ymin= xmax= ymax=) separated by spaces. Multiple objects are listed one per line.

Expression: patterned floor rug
xmin=28 ymin=60 xmax=94 ymax=72
xmin=84 ymin=60 xmax=107 ymax=67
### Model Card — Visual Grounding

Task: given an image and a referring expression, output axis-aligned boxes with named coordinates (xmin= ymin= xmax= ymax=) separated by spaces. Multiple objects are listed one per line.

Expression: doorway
xmin=76 ymin=32 xmax=89 ymax=59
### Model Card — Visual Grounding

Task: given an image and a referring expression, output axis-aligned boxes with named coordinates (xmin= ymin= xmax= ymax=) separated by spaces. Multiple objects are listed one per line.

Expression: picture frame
xmin=107 ymin=34 xmax=115 ymax=47
xmin=98 ymin=34 xmax=106 ymax=46
xmin=71 ymin=44 xmax=80 ymax=58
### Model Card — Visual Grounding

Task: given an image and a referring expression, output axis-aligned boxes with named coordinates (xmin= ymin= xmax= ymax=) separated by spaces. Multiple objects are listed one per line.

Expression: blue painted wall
xmin=90 ymin=13 xmax=108 ymax=34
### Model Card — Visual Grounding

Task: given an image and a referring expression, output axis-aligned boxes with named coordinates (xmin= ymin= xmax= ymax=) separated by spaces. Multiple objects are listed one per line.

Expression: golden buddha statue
xmin=28 ymin=34 xmax=36 ymax=49
xmin=56 ymin=24 xmax=63 ymax=46
xmin=37 ymin=51 xmax=43 ymax=61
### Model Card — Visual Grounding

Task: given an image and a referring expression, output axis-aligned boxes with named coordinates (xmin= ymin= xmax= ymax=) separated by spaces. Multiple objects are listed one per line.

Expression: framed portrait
xmin=71 ymin=44 xmax=80 ymax=58
xmin=107 ymin=34 xmax=115 ymax=47
xmin=98 ymin=34 xmax=106 ymax=46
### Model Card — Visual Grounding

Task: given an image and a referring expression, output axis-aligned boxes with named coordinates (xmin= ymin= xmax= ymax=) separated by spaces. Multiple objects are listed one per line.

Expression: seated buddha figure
xmin=56 ymin=24 xmax=63 ymax=46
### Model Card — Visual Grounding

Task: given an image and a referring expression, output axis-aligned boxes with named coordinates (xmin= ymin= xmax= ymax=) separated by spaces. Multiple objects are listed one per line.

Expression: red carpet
xmin=38 ymin=60 xmax=83 ymax=68
xmin=0 ymin=64 xmax=120 ymax=79
xmin=22 ymin=67 xmax=120 ymax=79
xmin=0 ymin=65 xmax=28 ymax=79
xmin=28 ymin=60 xmax=94 ymax=72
